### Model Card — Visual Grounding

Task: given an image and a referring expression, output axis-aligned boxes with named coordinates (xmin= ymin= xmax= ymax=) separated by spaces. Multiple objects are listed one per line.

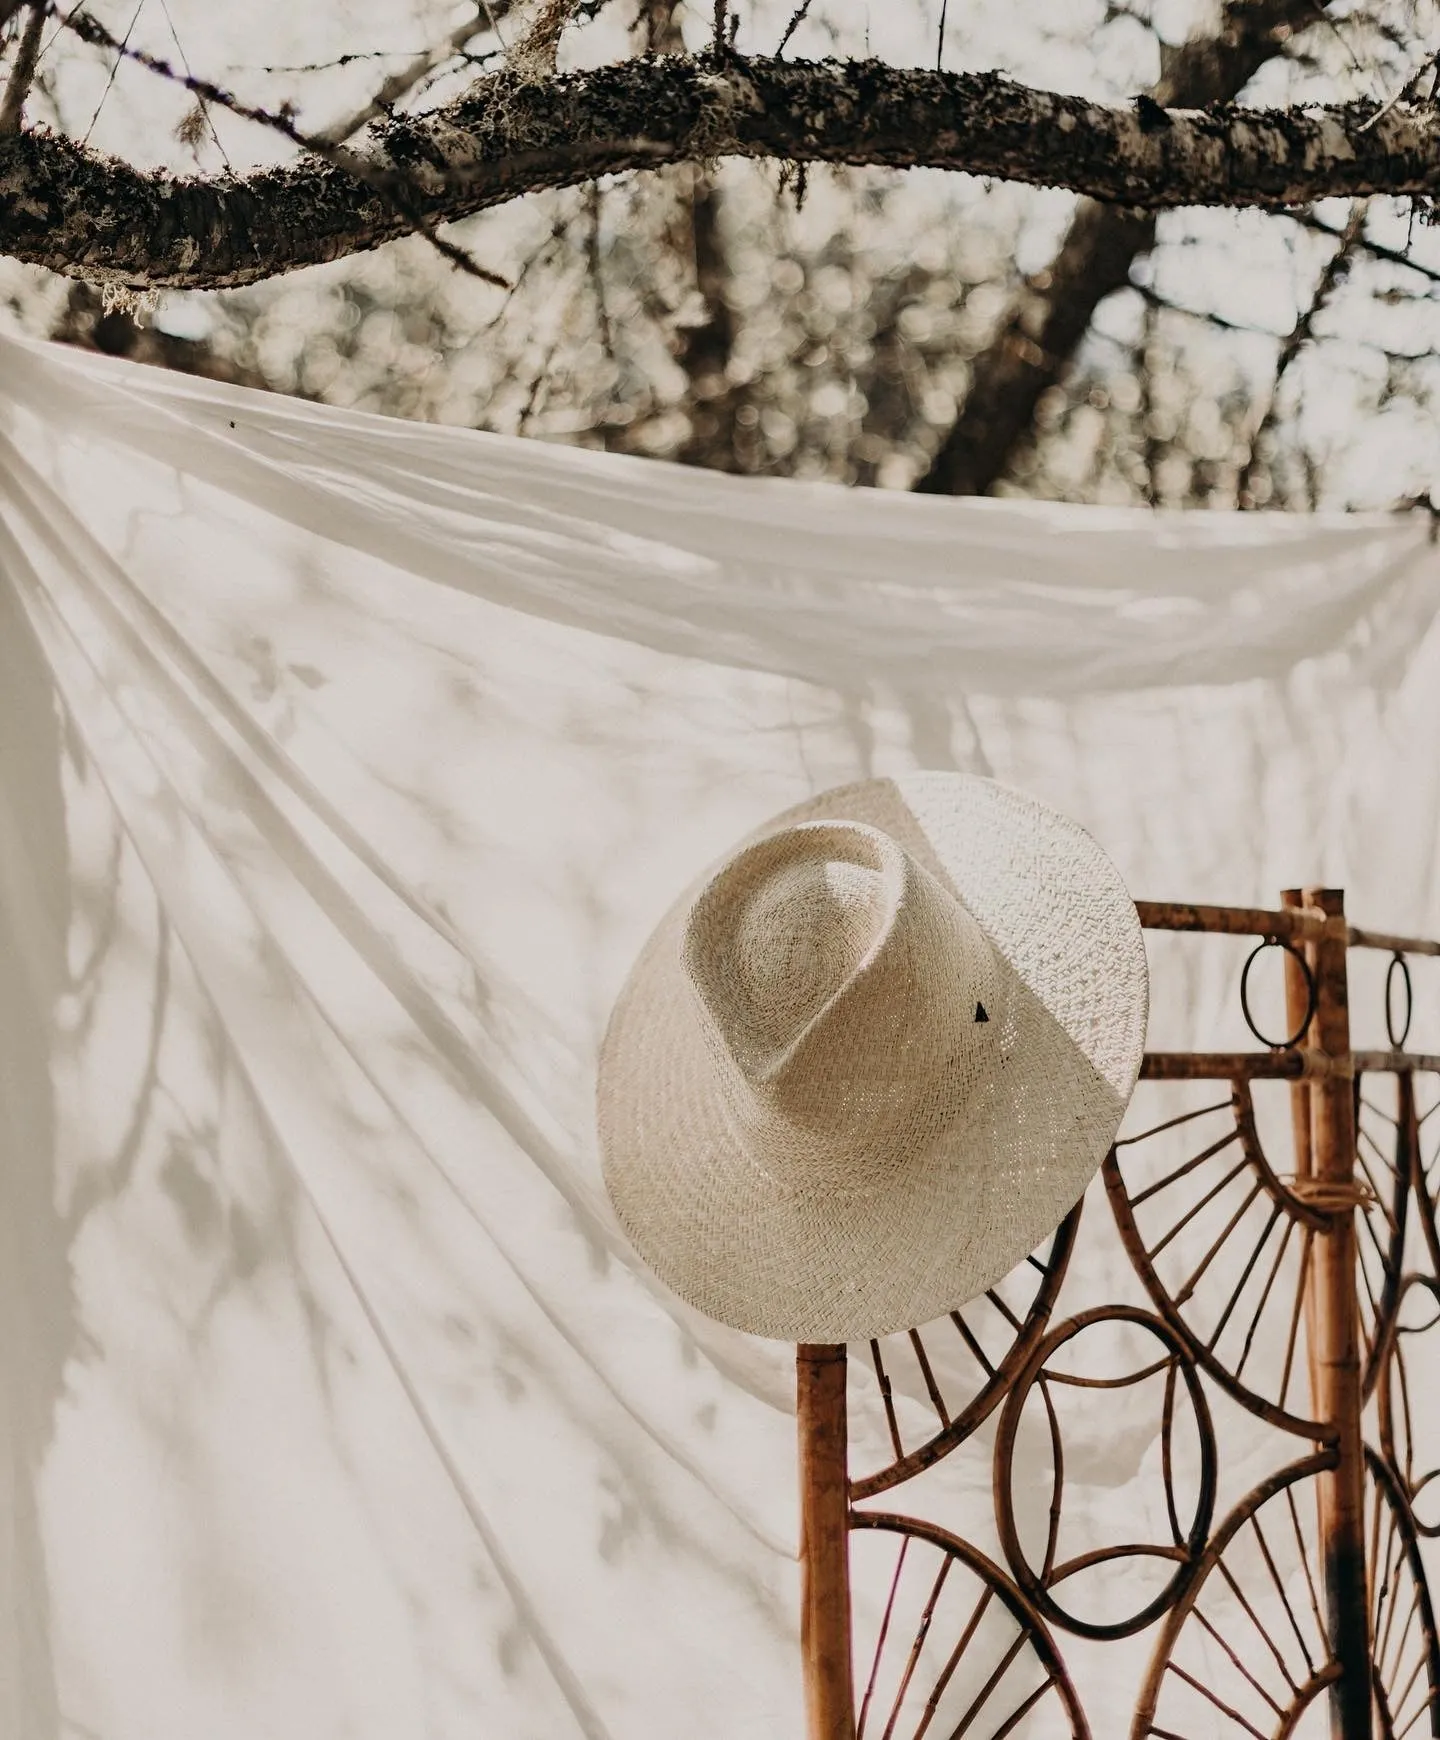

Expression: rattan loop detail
xmin=1387 ymin=951 xmax=1414 ymax=1050
xmin=1239 ymin=935 xmax=1316 ymax=1050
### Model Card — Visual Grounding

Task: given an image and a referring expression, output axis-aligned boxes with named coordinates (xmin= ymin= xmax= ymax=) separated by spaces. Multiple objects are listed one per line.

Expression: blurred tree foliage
xmin=12 ymin=0 xmax=1440 ymax=511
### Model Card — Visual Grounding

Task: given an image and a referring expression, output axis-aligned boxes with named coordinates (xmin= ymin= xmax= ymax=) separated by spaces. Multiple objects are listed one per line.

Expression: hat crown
xmin=728 ymin=855 xmax=890 ymax=1061
xmin=683 ymin=822 xmax=1000 ymax=1168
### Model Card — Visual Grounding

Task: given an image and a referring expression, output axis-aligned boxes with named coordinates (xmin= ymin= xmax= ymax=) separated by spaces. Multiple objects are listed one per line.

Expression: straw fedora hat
xmin=598 ymin=774 xmax=1148 ymax=1342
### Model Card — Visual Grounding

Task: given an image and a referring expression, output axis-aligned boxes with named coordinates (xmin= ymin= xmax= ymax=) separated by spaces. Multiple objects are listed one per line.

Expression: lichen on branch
xmin=3 ymin=53 xmax=1438 ymax=291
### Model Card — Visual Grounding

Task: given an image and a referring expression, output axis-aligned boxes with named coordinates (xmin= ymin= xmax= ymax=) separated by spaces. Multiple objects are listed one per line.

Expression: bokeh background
xmin=5 ymin=0 xmax=1440 ymax=510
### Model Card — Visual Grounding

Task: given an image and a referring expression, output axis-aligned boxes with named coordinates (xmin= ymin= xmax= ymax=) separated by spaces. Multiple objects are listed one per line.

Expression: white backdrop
xmin=3 ymin=332 xmax=1440 ymax=1739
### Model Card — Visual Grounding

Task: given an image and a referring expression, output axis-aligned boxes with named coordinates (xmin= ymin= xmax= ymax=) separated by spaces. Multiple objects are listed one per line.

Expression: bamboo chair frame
xmin=797 ymin=889 xmax=1440 ymax=1740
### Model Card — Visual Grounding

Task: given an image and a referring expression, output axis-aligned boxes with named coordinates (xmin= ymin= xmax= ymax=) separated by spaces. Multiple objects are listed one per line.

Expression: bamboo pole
xmin=1282 ymin=891 xmax=1315 ymax=1194
xmin=1141 ymin=1049 xmax=1328 ymax=1080
xmin=1140 ymin=1048 xmax=1440 ymax=1080
xmin=1135 ymin=900 xmax=1440 ymax=958
xmin=1300 ymin=889 xmax=1373 ymax=1740
xmin=796 ymin=1344 xmax=855 ymax=1740
xmin=1136 ymin=899 xmax=1334 ymax=940
xmin=1346 ymin=925 xmax=1440 ymax=958
xmin=1349 ymin=1050 xmax=1440 ymax=1073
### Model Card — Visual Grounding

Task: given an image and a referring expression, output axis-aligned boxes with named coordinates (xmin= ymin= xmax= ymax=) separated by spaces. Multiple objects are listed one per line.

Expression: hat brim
xmin=598 ymin=773 xmax=1148 ymax=1341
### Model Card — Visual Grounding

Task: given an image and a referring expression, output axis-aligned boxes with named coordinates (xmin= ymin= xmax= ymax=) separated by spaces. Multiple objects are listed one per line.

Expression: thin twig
xmin=471 ymin=207 xmax=569 ymax=338
xmin=1139 ymin=282 xmax=1440 ymax=362
xmin=776 ymin=0 xmax=814 ymax=56
xmin=158 ymin=0 xmax=229 ymax=167
xmin=1358 ymin=49 xmax=1440 ymax=132
xmin=1140 ymin=292 xmax=1161 ymax=504
xmin=1236 ymin=200 xmax=1368 ymax=507
xmin=1134 ymin=280 xmax=1285 ymax=337
xmin=516 ymin=324 xmax=567 ymax=431
xmin=402 ymin=46 xmax=503 ymax=110
xmin=324 ymin=4 xmax=489 ymax=143
xmin=80 ymin=0 xmax=144 ymax=146
xmin=1301 ymin=210 xmax=1440 ymax=284
xmin=52 ymin=5 xmax=510 ymax=288
xmin=241 ymin=48 xmax=433 ymax=75
xmin=0 ymin=3 xmax=45 ymax=134
xmin=586 ymin=181 xmax=614 ymax=358
xmin=1303 ymin=0 xmax=1382 ymax=98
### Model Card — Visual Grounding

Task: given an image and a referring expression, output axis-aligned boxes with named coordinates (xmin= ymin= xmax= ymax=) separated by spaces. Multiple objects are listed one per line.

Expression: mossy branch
xmin=4 ymin=53 xmax=1439 ymax=290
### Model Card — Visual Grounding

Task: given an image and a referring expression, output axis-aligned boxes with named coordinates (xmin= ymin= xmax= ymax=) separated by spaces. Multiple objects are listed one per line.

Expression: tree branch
xmin=642 ymin=0 xmax=748 ymax=469
xmin=48 ymin=6 xmax=511 ymax=287
xmin=915 ymin=0 xmax=1335 ymax=496
xmin=675 ymin=165 xmax=741 ymax=466
xmin=7 ymin=51 xmax=1440 ymax=290
xmin=0 ymin=4 xmax=45 ymax=136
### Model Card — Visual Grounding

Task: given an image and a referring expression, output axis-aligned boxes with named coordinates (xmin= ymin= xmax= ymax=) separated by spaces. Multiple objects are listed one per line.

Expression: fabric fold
xmin=3 ymin=328 xmax=1440 ymax=1739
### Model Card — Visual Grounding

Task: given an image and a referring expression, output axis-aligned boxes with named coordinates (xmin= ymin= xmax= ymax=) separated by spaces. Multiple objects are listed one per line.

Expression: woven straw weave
xmin=598 ymin=774 xmax=1148 ymax=1341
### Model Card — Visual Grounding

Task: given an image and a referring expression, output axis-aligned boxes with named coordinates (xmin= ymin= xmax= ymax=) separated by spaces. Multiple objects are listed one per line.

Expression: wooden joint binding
xmin=1280 ymin=1174 xmax=1378 ymax=1215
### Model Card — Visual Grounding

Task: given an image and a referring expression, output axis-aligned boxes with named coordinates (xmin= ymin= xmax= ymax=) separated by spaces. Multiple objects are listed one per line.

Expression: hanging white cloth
xmin=3 ymin=330 xmax=1439 ymax=1740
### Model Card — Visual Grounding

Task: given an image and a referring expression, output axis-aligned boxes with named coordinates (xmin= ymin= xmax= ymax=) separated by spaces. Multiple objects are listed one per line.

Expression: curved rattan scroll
xmin=848 ymin=1513 xmax=1090 ymax=1739
xmin=1105 ymin=1084 xmax=1332 ymax=1438
xmin=833 ymin=916 xmax=1440 ymax=1740
xmin=1357 ymin=1070 xmax=1419 ymax=1398
xmin=1368 ymin=1449 xmax=1440 ymax=1740
xmin=1375 ymin=1074 xmax=1440 ymax=1536
xmin=1400 ymin=1071 xmax=1440 ymax=1280
xmin=1132 ymin=1449 xmax=1440 ymax=1739
xmin=1106 ymin=1079 xmax=1402 ymax=1439
xmin=1379 ymin=1272 xmax=1440 ymax=1539
xmin=849 ymin=1206 xmax=1079 ymax=1502
xmin=993 ymin=1305 xmax=1217 ymax=1641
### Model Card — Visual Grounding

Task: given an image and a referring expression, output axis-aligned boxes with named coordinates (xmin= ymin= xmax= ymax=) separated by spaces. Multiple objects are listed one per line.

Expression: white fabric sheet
xmin=3 ymin=329 xmax=1440 ymax=1739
